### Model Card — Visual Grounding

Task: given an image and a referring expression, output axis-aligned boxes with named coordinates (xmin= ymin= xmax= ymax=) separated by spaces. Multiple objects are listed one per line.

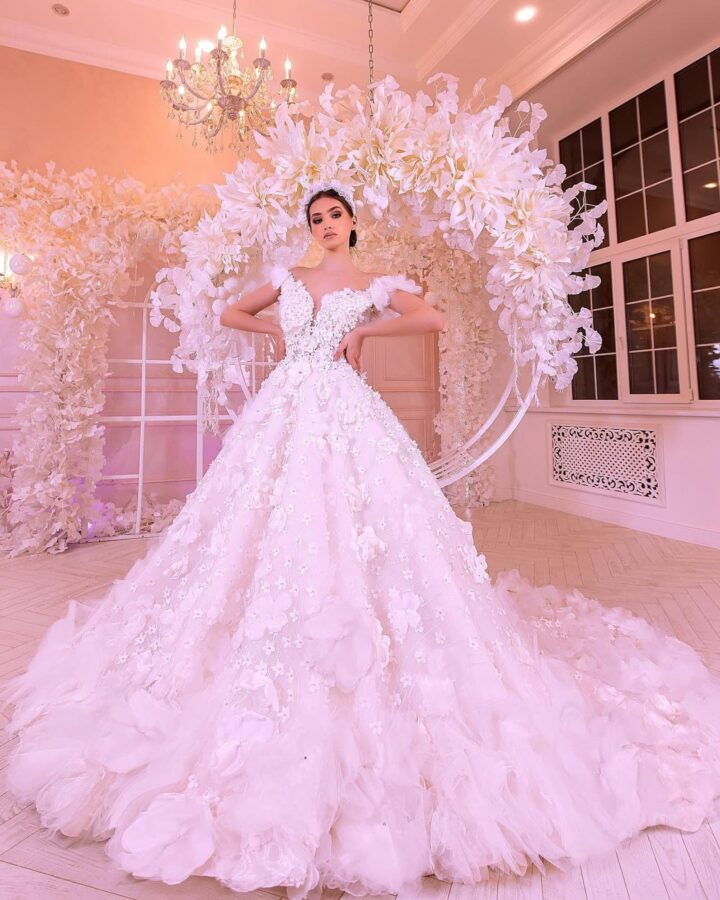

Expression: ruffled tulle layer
xmin=3 ymin=356 xmax=720 ymax=898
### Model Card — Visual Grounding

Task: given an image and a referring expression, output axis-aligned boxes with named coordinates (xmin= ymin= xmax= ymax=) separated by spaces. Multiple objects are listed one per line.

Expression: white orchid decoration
xmin=154 ymin=73 xmax=606 ymax=436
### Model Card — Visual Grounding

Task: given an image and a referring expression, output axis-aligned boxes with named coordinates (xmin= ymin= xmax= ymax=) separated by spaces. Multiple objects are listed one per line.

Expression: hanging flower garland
xmin=152 ymin=73 xmax=606 ymax=439
xmin=0 ymin=162 xmax=211 ymax=555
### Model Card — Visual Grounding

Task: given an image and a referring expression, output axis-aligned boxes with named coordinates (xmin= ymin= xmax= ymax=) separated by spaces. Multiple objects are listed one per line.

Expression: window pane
xmin=568 ymin=290 xmax=587 ymax=314
xmin=642 ymin=131 xmax=672 ymax=184
xmin=646 ymin=179 xmax=676 ymax=233
xmin=628 ymin=351 xmax=654 ymax=393
xmin=696 ymin=345 xmax=720 ymax=398
xmin=651 ymin=296 xmax=677 ymax=348
xmin=649 ymin=251 xmax=673 ymax=296
xmin=675 ymin=57 xmax=712 ymax=120
xmin=616 ymin=192 xmax=646 ymax=242
xmin=623 ymin=257 xmax=649 ymax=301
xmin=582 ymin=119 xmax=603 ymax=166
xmin=572 ymin=356 xmax=596 ymax=399
xmin=693 ymin=288 xmax=720 ymax=344
xmin=684 ymin=162 xmax=720 ymax=221
xmin=613 ymin=145 xmax=643 ymax=196
xmin=627 ymin=301 xmax=652 ymax=350
xmin=689 ymin=231 xmax=720 ymax=399
xmin=559 ymin=120 xmax=609 ymax=251
xmin=679 ymin=108 xmax=716 ymax=169
xmin=654 ymin=349 xmax=680 ymax=393
xmin=595 ymin=354 xmax=619 ymax=400
xmin=584 ymin=160 xmax=606 ymax=202
xmin=639 ymin=82 xmax=668 ymax=138
xmin=593 ymin=307 xmax=616 ymax=352
xmin=592 ymin=262 xmax=612 ymax=308
xmin=623 ymin=252 xmax=680 ymax=395
xmin=559 ymin=130 xmax=582 ymax=175
xmin=688 ymin=230 xmax=720 ymax=289
xmin=610 ymin=98 xmax=638 ymax=153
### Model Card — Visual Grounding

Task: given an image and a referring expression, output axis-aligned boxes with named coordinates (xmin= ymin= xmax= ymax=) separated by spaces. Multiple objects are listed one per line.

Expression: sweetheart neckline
xmin=285 ymin=271 xmax=383 ymax=323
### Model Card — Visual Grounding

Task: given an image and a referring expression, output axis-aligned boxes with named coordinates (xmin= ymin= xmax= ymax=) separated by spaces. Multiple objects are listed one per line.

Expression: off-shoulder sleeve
xmin=368 ymin=274 xmax=422 ymax=315
xmin=269 ymin=265 xmax=292 ymax=290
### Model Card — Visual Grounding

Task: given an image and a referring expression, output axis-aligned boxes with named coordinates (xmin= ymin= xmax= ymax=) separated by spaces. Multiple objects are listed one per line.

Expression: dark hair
xmin=305 ymin=189 xmax=357 ymax=248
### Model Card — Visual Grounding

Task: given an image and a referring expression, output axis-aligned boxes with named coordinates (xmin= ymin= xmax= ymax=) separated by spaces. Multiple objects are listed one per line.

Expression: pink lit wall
xmin=0 ymin=44 xmax=239 ymax=185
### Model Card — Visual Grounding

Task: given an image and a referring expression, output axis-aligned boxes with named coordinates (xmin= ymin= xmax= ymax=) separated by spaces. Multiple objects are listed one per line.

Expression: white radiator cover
xmin=550 ymin=424 xmax=660 ymax=501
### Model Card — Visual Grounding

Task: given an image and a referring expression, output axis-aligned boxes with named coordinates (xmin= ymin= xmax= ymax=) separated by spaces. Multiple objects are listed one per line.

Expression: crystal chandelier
xmin=160 ymin=0 xmax=298 ymax=155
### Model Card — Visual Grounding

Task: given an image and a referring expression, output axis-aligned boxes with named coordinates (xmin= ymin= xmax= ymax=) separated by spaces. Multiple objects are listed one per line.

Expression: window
xmin=609 ymin=82 xmax=675 ymax=242
xmin=559 ymin=119 xmax=608 ymax=249
xmin=674 ymin=50 xmax=720 ymax=221
xmin=557 ymin=44 xmax=720 ymax=407
xmin=571 ymin=262 xmax=618 ymax=400
xmin=688 ymin=230 xmax=720 ymax=398
xmin=622 ymin=250 xmax=679 ymax=394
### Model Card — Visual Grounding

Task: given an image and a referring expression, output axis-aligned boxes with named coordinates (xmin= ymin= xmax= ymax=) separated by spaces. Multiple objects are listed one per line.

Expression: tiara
xmin=301 ymin=179 xmax=356 ymax=215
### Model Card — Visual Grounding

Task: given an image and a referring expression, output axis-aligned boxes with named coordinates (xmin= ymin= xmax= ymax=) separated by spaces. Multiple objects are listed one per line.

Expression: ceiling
xmin=0 ymin=0 xmax=715 ymax=117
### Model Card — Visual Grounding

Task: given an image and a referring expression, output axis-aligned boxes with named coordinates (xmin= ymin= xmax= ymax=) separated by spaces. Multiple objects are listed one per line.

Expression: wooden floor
xmin=1 ymin=500 xmax=720 ymax=899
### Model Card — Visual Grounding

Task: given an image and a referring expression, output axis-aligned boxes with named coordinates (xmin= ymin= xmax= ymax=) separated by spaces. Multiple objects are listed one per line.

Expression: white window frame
xmin=550 ymin=39 xmax=720 ymax=416
xmin=89 ymin=287 xmax=266 ymax=543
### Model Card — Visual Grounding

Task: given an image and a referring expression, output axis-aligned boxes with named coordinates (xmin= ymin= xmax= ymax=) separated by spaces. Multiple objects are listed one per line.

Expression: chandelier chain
xmin=368 ymin=0 xmax=374 ymax=104
xmin=232 ymin=0 xmax=237 ymax=34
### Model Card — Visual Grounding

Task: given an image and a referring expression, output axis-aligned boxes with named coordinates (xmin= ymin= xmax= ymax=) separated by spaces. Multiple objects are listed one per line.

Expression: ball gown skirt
xmin=2 ymin=268 xmax=720 ymax=899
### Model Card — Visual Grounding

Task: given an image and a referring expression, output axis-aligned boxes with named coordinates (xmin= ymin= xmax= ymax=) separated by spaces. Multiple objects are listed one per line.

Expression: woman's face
xmin=308 ymin=196 xmax=354 ymax=250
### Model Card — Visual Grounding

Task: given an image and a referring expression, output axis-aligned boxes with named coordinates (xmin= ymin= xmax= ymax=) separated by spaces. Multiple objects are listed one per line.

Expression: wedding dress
xmin=3 ymin=266 xmax=720 ymax=899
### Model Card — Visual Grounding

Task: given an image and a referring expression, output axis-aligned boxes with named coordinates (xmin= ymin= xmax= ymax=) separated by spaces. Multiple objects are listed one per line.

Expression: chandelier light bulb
xmin=284 ymin=56 xmax=292 ymax=78
xmin=218 ymin=24 xmax=228 ymax=43
xmin=514 ymin=6 xmax=537 ymax=22
xmin=166 ymin=59 xmax=173 ymax=77
xmin=178 ymin=34 xmax=187 ymax=58
xmin=195 ymin=44 xmax=202 ymax=63
xmin=259 ymin=36 xmax=267 ymax=58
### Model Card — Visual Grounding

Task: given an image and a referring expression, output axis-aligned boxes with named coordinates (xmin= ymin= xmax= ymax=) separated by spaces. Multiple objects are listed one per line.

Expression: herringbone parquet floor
xmin=1 ymin=500 xmax=719 ymax=900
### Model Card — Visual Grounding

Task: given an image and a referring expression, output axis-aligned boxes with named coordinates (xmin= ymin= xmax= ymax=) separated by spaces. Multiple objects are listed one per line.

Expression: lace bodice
xmin=269 ymin=266 xmax=421 ymax=369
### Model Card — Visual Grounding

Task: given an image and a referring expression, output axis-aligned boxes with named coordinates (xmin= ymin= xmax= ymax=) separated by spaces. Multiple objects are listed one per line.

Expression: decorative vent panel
xmin=551 ymin=424 xmax=659 ymax=499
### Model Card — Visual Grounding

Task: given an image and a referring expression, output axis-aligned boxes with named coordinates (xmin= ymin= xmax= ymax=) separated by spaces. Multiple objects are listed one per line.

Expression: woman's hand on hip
xmin=334 ymin=329 xmax=365 ymax=372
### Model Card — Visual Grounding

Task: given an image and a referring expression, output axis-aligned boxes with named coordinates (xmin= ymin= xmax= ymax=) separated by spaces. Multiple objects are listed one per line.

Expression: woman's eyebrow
xmin=313 ymin=206 xmax=342 ymax=216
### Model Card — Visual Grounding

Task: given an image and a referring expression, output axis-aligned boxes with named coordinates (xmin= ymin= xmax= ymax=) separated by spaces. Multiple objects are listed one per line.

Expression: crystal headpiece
xmin=302 ymin=179 xmax=356 ymax=216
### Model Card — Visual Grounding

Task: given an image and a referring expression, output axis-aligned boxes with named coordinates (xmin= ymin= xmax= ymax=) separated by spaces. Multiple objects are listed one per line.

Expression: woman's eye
xmin=332 ymin=212 xmax=341 ymax=218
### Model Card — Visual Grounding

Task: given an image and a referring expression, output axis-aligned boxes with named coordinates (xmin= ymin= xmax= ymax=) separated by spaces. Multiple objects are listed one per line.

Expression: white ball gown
xmin=3 ymin=266 xmax=720 ymax=899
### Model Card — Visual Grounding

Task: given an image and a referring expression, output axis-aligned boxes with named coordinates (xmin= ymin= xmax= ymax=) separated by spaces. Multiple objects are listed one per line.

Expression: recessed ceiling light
xmin=514 ymin=6 xmax=537 ymax=22
xmin=51 ymin=3 xmax=70 ymax=15
xmin=704 ymin=181 xmax=718 ymax=189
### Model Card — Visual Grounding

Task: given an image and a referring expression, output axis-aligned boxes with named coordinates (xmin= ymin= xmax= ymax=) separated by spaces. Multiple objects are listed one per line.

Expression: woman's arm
xmin=334 ymin=288 xmax=447 ymax=371
xmin=219 ymin=281 xmax=283 ymax=338
xmin=356 ymin=289 xmax=447 ymax=339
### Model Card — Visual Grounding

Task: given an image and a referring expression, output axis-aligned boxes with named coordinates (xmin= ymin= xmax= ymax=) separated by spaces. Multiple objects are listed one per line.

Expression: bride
xmin=2 ymin=180 xmax=720 ymax=900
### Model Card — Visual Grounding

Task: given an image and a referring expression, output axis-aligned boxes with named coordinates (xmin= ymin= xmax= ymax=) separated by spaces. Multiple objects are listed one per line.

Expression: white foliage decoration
xmin=153 ymin=74 xmax=606 ymax=504
xmin=0 ymin=162 xmax=211 ymax=555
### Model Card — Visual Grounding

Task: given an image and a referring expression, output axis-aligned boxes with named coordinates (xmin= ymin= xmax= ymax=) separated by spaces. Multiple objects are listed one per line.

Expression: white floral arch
xmin=152 ymin=73 xmax=606 ymax=496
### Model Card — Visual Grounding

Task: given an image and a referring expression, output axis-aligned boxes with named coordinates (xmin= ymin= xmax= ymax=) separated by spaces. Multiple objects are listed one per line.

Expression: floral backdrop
xmin=0 ymin=72 xmax=606 ymax=556
xmin=0 ymin=162 xmax=212 ymax=555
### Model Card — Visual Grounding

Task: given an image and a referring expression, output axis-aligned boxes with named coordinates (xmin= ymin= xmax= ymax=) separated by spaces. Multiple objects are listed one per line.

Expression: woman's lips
xmin=324 ymin=233 xmax=337 ymax=238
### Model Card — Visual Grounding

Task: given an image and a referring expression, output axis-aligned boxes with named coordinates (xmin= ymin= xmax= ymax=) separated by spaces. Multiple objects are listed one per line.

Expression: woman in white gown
xmin=2 ymin=183 xmax=720 ymax=900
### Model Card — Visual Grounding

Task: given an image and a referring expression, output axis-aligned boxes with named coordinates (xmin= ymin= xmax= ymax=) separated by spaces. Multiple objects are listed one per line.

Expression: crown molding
xmin=490 ymin=0 xmax=660 ymax=100
xmin=400 ymin=0 xmax=434 ymax=33
xmin=0 ymin=5 xmax=411 ymax=85
xmin=415 ymin=0 xmax=501 ymax=81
